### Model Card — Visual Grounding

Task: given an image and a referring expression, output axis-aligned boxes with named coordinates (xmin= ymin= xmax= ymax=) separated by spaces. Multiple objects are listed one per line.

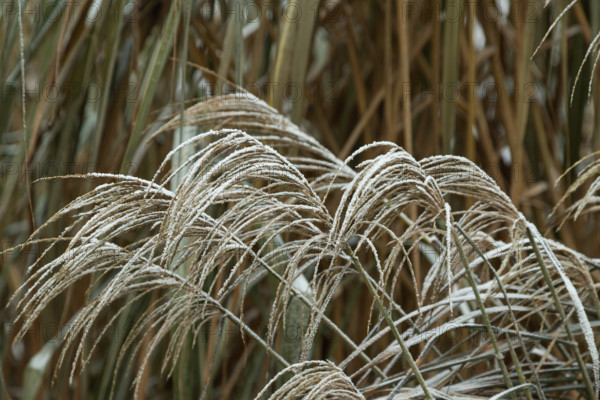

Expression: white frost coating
xmin=445 ymin=203 xmax=453 ymax=314
xmin=84 ymin=173 xmax=175 ymax=197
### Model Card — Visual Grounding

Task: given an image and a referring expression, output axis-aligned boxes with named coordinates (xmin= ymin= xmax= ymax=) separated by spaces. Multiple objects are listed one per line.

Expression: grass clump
xmin=6 ymin=94 xmax=600 ymax=399
xmin=2 ymin=1 xmax=600 ymax=399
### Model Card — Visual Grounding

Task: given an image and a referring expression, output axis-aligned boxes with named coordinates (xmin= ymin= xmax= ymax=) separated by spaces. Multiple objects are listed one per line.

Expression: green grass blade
xmin=120 ymin=2 xmax=180 ymax=174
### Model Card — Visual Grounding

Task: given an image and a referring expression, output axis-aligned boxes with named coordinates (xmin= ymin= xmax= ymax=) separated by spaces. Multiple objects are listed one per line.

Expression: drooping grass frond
xmin=532 ymin=0 xmax=580 ymax=61
xmin=147 ymin=93 xmax=355 ymax=193
xmin=9 ymin=96 xmax=600 ymax=399
xmin=533 ymin=0 xmax=600 ymax=104
xmin=255 ymin=361 xmax=365 ymax=400
xmin=554 ymin=151 xmax=600 ymax=224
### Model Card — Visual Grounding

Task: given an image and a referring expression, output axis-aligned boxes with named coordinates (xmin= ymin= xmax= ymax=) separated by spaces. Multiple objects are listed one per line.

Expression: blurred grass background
xmin=1 ymin=0 xmax=599 ymax=398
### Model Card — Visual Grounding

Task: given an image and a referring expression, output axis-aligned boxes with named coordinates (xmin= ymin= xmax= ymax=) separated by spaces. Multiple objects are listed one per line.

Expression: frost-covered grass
xmin=8 ymin=95 xmax=600 ymax=399
xmin=3 ymin=1 xmax=600 ymax=399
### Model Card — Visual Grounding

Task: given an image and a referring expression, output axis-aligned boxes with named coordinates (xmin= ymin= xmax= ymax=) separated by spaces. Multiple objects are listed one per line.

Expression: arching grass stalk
xmin=525 ymin=226 xmax=596 ymax=399
xmin=455 ymin=225 xmax=535 ymax=400
xmin=450 ymin=229 xmax=516 ymax=400
xmin=344 ymin=247 xmax=432 ymax=399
